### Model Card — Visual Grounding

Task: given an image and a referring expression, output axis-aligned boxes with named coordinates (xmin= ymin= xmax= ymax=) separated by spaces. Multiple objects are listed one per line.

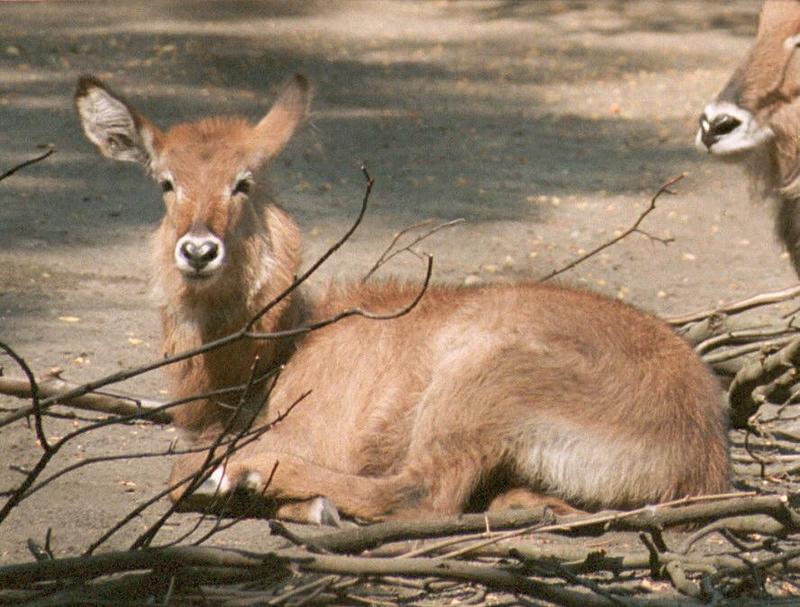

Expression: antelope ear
xmin=74 ymin=75 xmax=162 ymax=168
xmin=254 ymin=74 xmax=311 ymax=163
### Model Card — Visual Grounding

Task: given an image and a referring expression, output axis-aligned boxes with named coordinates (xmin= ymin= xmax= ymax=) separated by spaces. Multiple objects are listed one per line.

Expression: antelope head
xmin=75 ymin=75 xmax=310 ymax=288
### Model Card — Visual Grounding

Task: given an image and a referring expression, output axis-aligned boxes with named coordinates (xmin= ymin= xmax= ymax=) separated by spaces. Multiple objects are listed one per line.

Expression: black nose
xmin=699 ymin=113 xmax=742 ymax=149
xmin=180 ymin=240 xmax=219 ymax=270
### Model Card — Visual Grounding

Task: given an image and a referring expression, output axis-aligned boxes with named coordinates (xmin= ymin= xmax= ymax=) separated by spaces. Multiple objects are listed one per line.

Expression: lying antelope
xmin=697 ymin=0 xmax=800 ymax=276
xmin=76 ymin=74 xmax=729 ymax=524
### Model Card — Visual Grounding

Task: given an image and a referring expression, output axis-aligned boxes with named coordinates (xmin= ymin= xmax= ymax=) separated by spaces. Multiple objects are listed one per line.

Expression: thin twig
xmin=0 ymin=148 xmax=55 ymax=182
xmin=539 ymin=173 xmax=685 ymax=281
xmin=362 ymin=218 xmax=464 ymax=282
xmin=0 ymin=341 xmax=48 ymax=452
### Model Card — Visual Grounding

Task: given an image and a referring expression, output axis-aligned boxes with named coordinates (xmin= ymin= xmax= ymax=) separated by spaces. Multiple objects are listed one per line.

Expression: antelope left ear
xmin=74 ymin=75 xmax=162 ymax=168
xmin=254 ymin=74 xmax=312 ymax=163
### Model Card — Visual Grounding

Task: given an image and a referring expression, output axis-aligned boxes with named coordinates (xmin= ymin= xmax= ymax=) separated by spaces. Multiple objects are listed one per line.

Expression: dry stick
xmin=176 ymin=372 xmax=296 ymax=550
xmin=539 ymin=173 xmax=684 ymax=282
xmin=188 ymin=460 xmax=282 ymax=548
xmin=703 ymin=334 xmax=799 ymax=365
xmin=83 ymin=417 xmax=277 ymax=555
xmin=4 ymin=382 xmax=264 ymax=514
xmin=171 ymin=365 xmax=282 ymax=551
xmin=291 ymin=552 xmax=616 ymax=607
xmin=666 ymin=284 xmax=800 ymax=326
xmin=695 ymin=323 xmax=799 ymax=356
xmin=404 ymin=494 xmax=793 ymax=565
xmin=24 ymin=436 xmax=259 ymax=503
xmin=728 ymin=336 xmax=800 ymax=428
xmin=123 ymin=390 xmax=311 ymax=554
xmin=125 ymin=397 xmax=301 ymax=553
xmin=0 ymin=374 xmax=171 ymax=424
xmin=0 ymin=545 xmax=288 ymax=587
xmin=0 ymin=546 xmax=616 ymax=607
xmin=358 ymin=537 xmax=765 ymax=580
xmin=270 ymin=507 xmax=554 ymax=554
xmin=246 ymin=254 xmax=432 ymax=340
xmin=0 ymin=341 xmax=48 ymax=453
xmin=0 ymin=148 xmax=55 ymax=182
xmin=278 ymin=492 xmax=792 ymax=557
xmin=362 ymin=218 xmax=464 ymax=282
xmin=267 ymin=574 xmax=340 ymax=606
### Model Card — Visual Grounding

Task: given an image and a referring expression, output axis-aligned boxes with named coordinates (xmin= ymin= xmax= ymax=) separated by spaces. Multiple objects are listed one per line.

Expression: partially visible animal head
xmin=696 ymin=1 xmax=800 ymax=276
xmin=697 ymin=1 xmax=800 ymax=192
xmin=74 ymin=75 xmax=310 ymax=295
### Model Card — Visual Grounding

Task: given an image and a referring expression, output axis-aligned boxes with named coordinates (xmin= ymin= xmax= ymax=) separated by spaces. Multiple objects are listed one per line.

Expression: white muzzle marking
xmin=174 ymin=232 xmax=225 ymax=278
xmin=696 ymin=101 xmax=774 ymax=155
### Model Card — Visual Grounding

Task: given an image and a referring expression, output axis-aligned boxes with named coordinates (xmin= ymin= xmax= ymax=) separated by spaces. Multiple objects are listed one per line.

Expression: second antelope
xmin=76 ymin=74 xmax=729 ymax=523
xmin=697 ymin=0 xmax=800 ymax=276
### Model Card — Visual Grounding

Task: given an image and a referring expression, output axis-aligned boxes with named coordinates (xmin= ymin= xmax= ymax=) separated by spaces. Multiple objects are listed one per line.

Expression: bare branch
xmin=362 ymin=218 xmax=464 ymax=282
xmin=728 ymin=337 xmax=800 ymax=428
xmin=0 ymin=148 xmax=55 ymax=182
xmin=667 ymin=284 xmax=800 ymax=326
xmin=539 ymin=173 xmax=685 ymax=282
xmin=0 ymin=373 xmax=171 ymax=426
xmin=0 ymin=341 xmax=48 ymax=452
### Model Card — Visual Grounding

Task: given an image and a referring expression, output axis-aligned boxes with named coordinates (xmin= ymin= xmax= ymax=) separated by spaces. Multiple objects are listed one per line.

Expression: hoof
xmin=310 ymin=497 xmax=342 ymax=526
xmin=241 ymin=471 xmax=264 ymax=492
xmin=196 ymin=466 xmax=231 ymax=496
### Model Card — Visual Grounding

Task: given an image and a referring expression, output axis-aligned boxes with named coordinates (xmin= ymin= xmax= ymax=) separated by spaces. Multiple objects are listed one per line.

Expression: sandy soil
xmin=0 ymin=0 xmax=790 ymax=566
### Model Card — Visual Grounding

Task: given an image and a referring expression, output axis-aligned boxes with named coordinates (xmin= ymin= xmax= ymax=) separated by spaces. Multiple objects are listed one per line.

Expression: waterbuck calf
xmin=697 ymin=0 xmax=800 ymax=276
xmin=76 ymin=74 xmax=729 ymax=523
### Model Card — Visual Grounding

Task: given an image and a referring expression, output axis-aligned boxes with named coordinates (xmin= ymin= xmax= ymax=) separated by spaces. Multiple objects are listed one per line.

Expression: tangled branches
xmin=4 ymin=158 xmax=800 ymax=605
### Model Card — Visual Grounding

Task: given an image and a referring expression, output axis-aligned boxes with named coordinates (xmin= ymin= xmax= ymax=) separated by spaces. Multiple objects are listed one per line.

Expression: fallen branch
xmin=0 ymin=545 xmax=289 ymax=587
xmin=728 ymin=337 xmax=800 ymax=428
xmin=271 ymin=506 xmax=555 ymax=553
xmin=0 ymin=544 xmax=616 ymax=607
xmin=0 ymin=373 xmax=170 ymax=425
xmin=666 ymin=284 xmax=800 ymax=326
xmin=293 ymin=551 xmax=616 ymax=607
xmin=275 ymin=493 xmax=797 ymax=556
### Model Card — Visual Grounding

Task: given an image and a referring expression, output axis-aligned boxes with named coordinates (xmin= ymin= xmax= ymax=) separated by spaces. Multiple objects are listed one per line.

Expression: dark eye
xmin=160 ymin=179 xmax=174 ymax=193
xmin=233 ymin=179 xmax=251 ymax=196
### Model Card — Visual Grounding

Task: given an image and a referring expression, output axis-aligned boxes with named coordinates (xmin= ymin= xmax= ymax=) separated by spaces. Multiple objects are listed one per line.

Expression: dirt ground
xmin=0 ymin=0 xmax=792 ymax=574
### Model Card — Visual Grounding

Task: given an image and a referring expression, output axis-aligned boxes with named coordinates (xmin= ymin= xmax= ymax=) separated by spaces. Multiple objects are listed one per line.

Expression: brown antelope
xmin=76 ymin=74 xmax=729 ymax=524
xmin=697 ymin=0 xmax=800 ymax=276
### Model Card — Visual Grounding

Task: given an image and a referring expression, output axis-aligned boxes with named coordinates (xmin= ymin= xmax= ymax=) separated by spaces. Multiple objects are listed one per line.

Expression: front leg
xmin=168 ymin=448 xmax=422 ymax=524
xmin=171 ymin=459 xmax=342 ymax=525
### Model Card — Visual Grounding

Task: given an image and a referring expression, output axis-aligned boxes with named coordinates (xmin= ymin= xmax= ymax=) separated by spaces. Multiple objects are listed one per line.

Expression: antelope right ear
xmin=74 ymin=75 xmax=162 ymax=168
xmin=253 ymin=74 xmax=312 ymax=163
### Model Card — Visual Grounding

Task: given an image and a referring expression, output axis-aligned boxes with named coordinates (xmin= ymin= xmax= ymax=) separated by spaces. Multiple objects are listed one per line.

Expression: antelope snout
xmin=175 ymin=231 xmax=225 ymax=278
xmin=695 ymin=102 xmax=772 ymax=155
xmin=698 ymin=112 xmax=741 ymax=150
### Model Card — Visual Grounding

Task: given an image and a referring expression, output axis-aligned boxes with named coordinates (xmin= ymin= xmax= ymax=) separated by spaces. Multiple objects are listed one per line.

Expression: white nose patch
xmin=174 ymin=232 xmax=225 ymax=277
xmin=696 ymin=101 xmax=773 ymax=155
